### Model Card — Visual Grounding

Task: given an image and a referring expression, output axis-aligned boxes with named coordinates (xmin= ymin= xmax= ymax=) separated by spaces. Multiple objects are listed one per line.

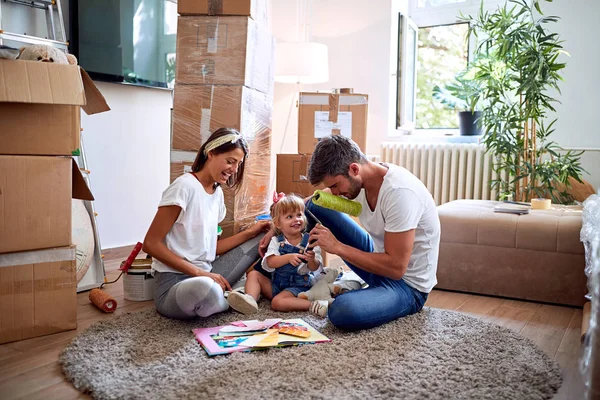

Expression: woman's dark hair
xmin=191 ymin=127 xmax=249 ymax=190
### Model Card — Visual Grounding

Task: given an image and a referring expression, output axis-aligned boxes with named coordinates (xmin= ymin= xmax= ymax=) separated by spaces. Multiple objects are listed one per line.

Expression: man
xmin=304 ymin=135 xmax=440 ymax=330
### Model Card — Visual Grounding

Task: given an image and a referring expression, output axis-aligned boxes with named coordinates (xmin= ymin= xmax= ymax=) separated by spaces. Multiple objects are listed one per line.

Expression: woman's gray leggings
xmin=153 ymin=234 xmax=263 ymax=320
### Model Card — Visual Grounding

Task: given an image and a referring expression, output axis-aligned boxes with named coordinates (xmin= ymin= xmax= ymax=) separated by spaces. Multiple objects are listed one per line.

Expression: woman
xmin=143 ymin=128 xmax=270 ymax=319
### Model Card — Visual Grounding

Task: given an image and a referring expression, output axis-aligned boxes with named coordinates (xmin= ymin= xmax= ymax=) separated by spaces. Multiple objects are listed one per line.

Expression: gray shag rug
xmin=60 ymin=302 xmax=562 ymax=400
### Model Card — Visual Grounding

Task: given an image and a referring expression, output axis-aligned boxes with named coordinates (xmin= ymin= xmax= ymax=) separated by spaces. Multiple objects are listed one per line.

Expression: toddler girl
xmin=228 ymin=194 xmax=330 ymax=317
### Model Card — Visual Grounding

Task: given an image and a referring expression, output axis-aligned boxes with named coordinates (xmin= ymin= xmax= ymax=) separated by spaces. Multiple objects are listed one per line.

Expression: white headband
xmin=203 ymin=133 xmax=242 ymax=155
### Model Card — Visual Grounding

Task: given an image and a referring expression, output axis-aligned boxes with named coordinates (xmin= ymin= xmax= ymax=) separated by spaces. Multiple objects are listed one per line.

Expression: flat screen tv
xmin=70 ymin=0 xmax=177 ymax=89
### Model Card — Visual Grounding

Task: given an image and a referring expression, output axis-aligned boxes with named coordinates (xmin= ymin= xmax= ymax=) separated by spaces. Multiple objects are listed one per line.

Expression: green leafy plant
xmin=463 ymin=0 xmax=585 ymax=203
xmin=432 ymin=69 xmax=481 ymax=112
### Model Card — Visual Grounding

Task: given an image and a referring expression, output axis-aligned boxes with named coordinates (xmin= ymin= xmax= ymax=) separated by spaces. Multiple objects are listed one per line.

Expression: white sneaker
xmin=228 ymin=291 xmax=258 ymax=315
xmin=309 ymin=300 xmax=329 ymax=318
xmin=331 ymin=280 xmax=362 ymax=296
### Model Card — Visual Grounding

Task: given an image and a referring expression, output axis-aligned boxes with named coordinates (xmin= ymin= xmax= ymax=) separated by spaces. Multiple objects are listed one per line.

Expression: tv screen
xmin=70 ymin=0 xmax=177 ymax=89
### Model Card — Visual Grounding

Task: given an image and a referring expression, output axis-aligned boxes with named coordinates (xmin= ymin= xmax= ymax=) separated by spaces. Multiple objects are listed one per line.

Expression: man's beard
xmin=345 ymin=175 xmax=362 ymax=200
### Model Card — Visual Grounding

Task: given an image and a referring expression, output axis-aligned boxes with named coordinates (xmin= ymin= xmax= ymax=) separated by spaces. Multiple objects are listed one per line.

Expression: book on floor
xmin=193 ymin=318 xmax=331 ymax=356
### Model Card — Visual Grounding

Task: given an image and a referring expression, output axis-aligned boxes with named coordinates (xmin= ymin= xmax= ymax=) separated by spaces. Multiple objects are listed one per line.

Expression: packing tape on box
xmin=531 ymin=198 xmax=551 ymax=210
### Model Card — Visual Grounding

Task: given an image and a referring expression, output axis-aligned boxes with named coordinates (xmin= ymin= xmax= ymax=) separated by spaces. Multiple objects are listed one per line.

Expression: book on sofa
xmin=193 ymin=318 xmax=331 ymax=356
xmin=493 ymin=203 xmax=530 ymax=215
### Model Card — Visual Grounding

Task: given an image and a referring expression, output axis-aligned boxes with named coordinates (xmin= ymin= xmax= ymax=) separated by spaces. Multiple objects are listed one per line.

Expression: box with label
xmin=177 ymin=0 xmax=269 ymax=26
xmin=0 ymin=156 xmax=94 ymax=254
xmin=172 ymin=84 xmax=273 ymax=151
xmin=176 ymin=16 xmax=275 ymax=94
xmin=298 ymin=92 xmax=368 ymax=154
xmin=276 ymin=154 xmax=325 ymax=198
xmin=0 ymin=246 xmax=77 ymax=344
xmin=0 ymin=59 xmax=110 ymax=155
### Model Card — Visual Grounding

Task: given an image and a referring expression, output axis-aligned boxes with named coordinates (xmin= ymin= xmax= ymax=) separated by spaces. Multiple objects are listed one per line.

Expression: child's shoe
xmin=228 ymin=291 xmax=258 ymax=315
xmin=309 ymin=300 xmax=329 ymax=318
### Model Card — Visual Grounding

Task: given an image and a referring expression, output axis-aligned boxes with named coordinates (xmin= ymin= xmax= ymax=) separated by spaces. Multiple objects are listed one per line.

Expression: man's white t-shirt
xmin=355 ymin=164 xmax=440 ymax=293
xmin=151 ymin=173 xmax=226 ymax=274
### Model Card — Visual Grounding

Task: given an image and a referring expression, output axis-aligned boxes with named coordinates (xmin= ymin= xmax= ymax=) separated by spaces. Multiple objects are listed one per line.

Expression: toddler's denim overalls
xmin=271 ymin=233 xmax=313 ymax=297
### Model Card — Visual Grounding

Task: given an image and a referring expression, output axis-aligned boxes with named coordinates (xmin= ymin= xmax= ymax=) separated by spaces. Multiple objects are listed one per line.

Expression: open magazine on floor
xmin=192 ymin=318 xmax=331 ymax=356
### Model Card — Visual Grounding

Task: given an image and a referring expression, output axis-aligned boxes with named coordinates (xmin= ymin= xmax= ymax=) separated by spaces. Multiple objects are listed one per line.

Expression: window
xmin=395 ymin=0 xmax=505 ymax=135
xmin=416 ymin=23 xmax=469 ymax=129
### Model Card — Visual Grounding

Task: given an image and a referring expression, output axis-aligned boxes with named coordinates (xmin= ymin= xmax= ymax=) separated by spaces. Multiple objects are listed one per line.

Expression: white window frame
xmin=391 ymin=0 xmax=506 ymax=137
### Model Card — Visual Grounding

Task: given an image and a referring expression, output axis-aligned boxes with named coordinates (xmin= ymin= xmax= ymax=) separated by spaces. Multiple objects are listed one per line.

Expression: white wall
xmin=543 ymin=0 xmax=600 ymax=191
xmin=81 ymin=83 xmax=172 ymax=249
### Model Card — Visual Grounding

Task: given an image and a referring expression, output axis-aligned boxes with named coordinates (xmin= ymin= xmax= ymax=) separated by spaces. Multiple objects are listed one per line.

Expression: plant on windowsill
xmin=462 ymin=0 xmax=585 ymax=203
xmin=433 ymin=68 xmax=483 ymax=136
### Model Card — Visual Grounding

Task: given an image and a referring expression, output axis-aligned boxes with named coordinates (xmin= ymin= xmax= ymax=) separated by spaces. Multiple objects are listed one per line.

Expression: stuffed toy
xmin=298 ymin=266 xmax=344 ymax=303
xmin=18 ymin=44 xmax=77 ymax=65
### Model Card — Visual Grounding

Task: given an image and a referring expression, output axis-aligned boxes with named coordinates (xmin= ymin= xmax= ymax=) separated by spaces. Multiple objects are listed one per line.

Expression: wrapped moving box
xmin=176 ymin=16 xmax=274 ymax=94
xmin=170 ymin=85 xmax=273 ymax=237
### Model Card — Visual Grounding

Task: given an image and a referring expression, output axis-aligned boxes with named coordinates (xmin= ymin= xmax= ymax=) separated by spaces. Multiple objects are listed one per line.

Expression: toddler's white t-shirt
xmin=151 ymin=173 xmax=226 ymax=274
xmin=355 ymin=164 xmax=440 ymax=293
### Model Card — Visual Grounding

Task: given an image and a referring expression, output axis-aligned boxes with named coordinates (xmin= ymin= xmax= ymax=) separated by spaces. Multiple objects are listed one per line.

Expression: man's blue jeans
xmin=306 ymin=200 xmax=428 ymax=331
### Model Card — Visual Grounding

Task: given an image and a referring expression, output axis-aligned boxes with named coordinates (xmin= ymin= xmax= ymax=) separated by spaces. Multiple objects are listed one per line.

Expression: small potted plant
xmin=433 ymin=69 xmax=482 ymax=136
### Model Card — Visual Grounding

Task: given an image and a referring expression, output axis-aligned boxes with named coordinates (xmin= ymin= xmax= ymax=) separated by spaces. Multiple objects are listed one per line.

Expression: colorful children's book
xmin=193 ymin=318 xmax=331 ymax=356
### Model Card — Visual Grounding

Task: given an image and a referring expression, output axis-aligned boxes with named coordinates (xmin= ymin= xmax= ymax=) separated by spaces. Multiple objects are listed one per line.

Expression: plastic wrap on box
xmin=169 ymin=86 xmax=272 ymax=237
xmin=580 ymin=193 xmax=600 ymax=399
xmin=176 ymin=16 xmax=274 ymax=94
xmin=172 ymin=85 xmax=273 ymax=151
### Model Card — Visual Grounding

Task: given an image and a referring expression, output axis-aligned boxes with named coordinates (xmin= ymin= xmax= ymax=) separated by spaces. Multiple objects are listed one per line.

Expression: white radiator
xmin=380 ymin=142 xmax=500 ymax=205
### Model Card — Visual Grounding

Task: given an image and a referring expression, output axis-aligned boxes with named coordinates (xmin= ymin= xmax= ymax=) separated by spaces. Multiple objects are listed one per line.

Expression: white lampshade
xmin=275 ymin=41 xmax=329 ymax=84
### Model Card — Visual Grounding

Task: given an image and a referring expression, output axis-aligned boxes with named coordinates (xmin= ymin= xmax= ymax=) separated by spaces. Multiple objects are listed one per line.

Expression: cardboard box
xmin=0 ymin=246 xmax=77 ymax=344
xmin=177 ymin=0 xmax=269 ymax=26
xmin=176 ymin=16 xmax=275 ymax=94
xmin=0 ymin=59 xmax=110 ymax=155
xmin=172 ymin=84 xmax=273 ymax=151
xmin=298 ymin=92 xmax=368 ymax=154
xmin=0 ymin=156 xmax=94 ymax=254
xmin=276 ymin=154 xmax=325 ymax=198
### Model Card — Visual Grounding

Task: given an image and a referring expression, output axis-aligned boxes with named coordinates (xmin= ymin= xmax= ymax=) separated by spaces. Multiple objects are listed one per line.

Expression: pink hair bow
xmin=272 ymin=191 xmax=285 ymax=204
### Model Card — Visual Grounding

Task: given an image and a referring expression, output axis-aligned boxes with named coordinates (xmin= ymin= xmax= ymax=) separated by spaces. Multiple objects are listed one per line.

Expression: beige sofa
xmin=436 ymin=200 xmax=587 ymax=306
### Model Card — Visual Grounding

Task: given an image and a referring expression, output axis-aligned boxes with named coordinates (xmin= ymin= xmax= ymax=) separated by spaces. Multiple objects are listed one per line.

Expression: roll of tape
xmin=531 ymin=198 xmax=551 ymax=210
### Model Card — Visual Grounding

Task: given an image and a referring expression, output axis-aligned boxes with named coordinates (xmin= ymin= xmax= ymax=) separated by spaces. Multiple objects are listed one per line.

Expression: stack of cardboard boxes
xmin=171 ymin=0 xmax=275 ymax=238
xmin=277 ymin=91 xmax=369 ymax=196
xmin=0 ymin=59 xmax=109 ymax=344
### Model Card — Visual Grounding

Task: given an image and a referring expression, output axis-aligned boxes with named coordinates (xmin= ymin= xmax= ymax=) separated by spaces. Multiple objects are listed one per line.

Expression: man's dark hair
xmin=308 ymin=135 xmax=367 ymax=185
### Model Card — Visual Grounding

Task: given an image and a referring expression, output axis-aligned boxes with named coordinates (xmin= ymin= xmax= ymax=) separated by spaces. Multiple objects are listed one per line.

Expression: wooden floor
xmin=0 ymin=250 xmax=585 ymax=400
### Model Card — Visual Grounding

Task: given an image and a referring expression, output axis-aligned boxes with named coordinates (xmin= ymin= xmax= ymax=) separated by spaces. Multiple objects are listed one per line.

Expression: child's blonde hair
xmin=270 ymin=194 xmax=307 ymax=236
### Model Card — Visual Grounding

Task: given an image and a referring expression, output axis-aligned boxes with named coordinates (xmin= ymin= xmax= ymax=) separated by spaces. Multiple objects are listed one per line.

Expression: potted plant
xmin=462 ymin=0 xmax=585 ymax=203
xmin=433 ymin=69 xmax=483 ymax=136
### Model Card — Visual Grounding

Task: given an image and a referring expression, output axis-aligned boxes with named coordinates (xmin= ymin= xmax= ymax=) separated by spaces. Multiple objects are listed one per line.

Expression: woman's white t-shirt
xmin=151 ymin=173 xmax=226 ymax=274
xmin=355 ymin=164 xmax=440 ymax=293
